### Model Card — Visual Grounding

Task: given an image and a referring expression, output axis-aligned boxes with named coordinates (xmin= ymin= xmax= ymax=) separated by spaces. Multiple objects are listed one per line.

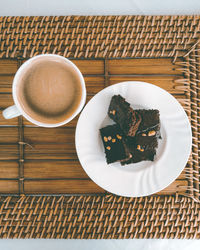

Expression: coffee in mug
xmin=2 ymin=54 xmax=86 ymax=127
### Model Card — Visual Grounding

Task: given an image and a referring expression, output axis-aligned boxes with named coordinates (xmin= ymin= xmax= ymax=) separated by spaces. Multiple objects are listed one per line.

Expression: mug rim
xmin=12 ymin=54 xmax=86 ymax=127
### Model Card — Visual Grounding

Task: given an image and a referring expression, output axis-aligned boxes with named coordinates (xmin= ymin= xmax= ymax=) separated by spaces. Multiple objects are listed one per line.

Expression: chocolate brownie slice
xmin=121 ymin=136 xmax=158 ymax=165
xmin=136 ymin=109 xmax=160 ymax=137
xmin=100 ymin=124 xmax=132 ymax=164
xmin=120 ymin=109 xmax=160 ymax=165
xmin=108 ymin=95 xmax=141 ymax=137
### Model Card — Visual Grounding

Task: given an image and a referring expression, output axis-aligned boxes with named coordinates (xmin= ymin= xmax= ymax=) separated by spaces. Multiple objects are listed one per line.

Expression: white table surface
xmin=0 ymin=0 xmax=200 ymax=249
xmin=0 ymin=0 xmax=200 ymax=15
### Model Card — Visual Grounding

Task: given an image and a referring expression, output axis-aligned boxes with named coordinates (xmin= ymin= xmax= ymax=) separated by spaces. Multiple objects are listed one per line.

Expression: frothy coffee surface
xmin=17 ymin=57 xmax=82 ymax=124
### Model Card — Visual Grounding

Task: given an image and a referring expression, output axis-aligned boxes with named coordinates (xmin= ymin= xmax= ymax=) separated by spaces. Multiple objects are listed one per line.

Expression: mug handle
xmin=2 ymin=105 xmax=21 ymax=119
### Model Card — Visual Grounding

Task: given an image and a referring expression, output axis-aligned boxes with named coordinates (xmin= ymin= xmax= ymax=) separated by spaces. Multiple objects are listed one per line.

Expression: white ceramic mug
xmin=2 ymin=54 xmax=86 ymax=127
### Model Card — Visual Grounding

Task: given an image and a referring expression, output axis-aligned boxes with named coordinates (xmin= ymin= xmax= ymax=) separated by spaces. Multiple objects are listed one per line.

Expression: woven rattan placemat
xmin=0 ymin=16 xmax=199 ymax=238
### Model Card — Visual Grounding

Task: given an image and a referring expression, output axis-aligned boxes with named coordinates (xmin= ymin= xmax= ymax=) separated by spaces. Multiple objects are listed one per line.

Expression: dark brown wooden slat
xmin=0 ymin=180 xmax=18 ymax=193
xmin=23 ymin=160 xmax=186 ymax=182
xmin=0 ymin=93 xmax=14 ymax=109
xmin=108 ymin=59 xmax=182 ymax=75
xmin=24 ymin=143 xmax=77 ymax=160
xmin=24 ymin=160 xmax=88 ymax=179
xmin=0 ymin=60 xmax=18 ymax=74
xmin=0 ymin=145 xmax=18 ymax=160
xmin=24 ymin=179 xmax=105 ymax=194
xmin=71 ymin=59 xmax=104 ymax=75
xmin=25 ymin=153 xmax=77 ymax=160
xmin=24 ymin=179 xmax=186 ymax=195
xmin=0 ymin=161 xmax=18 ymax=178
xmin=0 ymin=75 xmax=14 ymax=92
xmin=0 ymin=93 xmax=16 ymax=126
xmin=0 ymin=112 xmax=18 ymax=126
xmin=84 ymin=76 xmax=104 ymax=94
xmin=23 ymin=161 xmax=185 ymax=184
xmin=24 ymin=127 xmax=75 ymax=143
xmin=0 ymin=127 xmax=18 ymax=143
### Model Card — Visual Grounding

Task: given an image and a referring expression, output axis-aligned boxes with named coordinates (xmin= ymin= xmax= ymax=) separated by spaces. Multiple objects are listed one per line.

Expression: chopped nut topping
xmin=137 ymin=145 xmax=144 ymax=152
xmin=104 ymin=136 xmax=108 ymax=142
xmin=110 ymin=110 xmax=116 ymax=115
xmin=112 ymin=139 xmax=116 ymax=143
xmin=108 ymin=136 xmax=112 ymax=140
xmin=148 ymin=130 xmax=156 ymax=136
xmin=141 ymin=133 xmax=146 ymax=136
xmin=116 ymin=134 xmax=122 ymax=140
xmin=106 ymin=146 xmax=111 ymax=150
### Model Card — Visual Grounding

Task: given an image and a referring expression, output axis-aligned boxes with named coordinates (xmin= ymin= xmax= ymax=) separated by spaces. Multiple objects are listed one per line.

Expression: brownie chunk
xmin=108 ymin=95 xmax=141 ymax=137
xmin=100 ymin=124 xmax=131 ymax=164
xmin=121 ymin=135 xmax=158 ymax=165
xmin=136 ymin=109 xmax=160 ymax=137
xmin=120 ymin=109 xmax=160 ymax=165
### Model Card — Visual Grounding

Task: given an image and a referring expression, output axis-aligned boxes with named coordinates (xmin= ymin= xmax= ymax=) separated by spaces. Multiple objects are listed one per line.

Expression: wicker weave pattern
xmin=185 ymin=48 xmax=200 ymax=199
xmin=0 ymin=16 xmax=199 ymax=239
xmin=0 ymin=16 xmax=200 ymax=59
xmin=0 ymin=195 xmax=199 ymax=239
xmin=173 ymin=48 xmax=200 ymax=201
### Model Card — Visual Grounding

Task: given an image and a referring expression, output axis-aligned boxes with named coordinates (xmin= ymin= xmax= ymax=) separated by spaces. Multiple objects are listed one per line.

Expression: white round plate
xmin=75 ymin=81 xmax=192 ymax=197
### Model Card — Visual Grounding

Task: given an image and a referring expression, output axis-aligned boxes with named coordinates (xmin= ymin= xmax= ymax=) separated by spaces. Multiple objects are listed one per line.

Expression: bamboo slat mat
xmin=0 ymin=16 xmax=199 ymax=238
